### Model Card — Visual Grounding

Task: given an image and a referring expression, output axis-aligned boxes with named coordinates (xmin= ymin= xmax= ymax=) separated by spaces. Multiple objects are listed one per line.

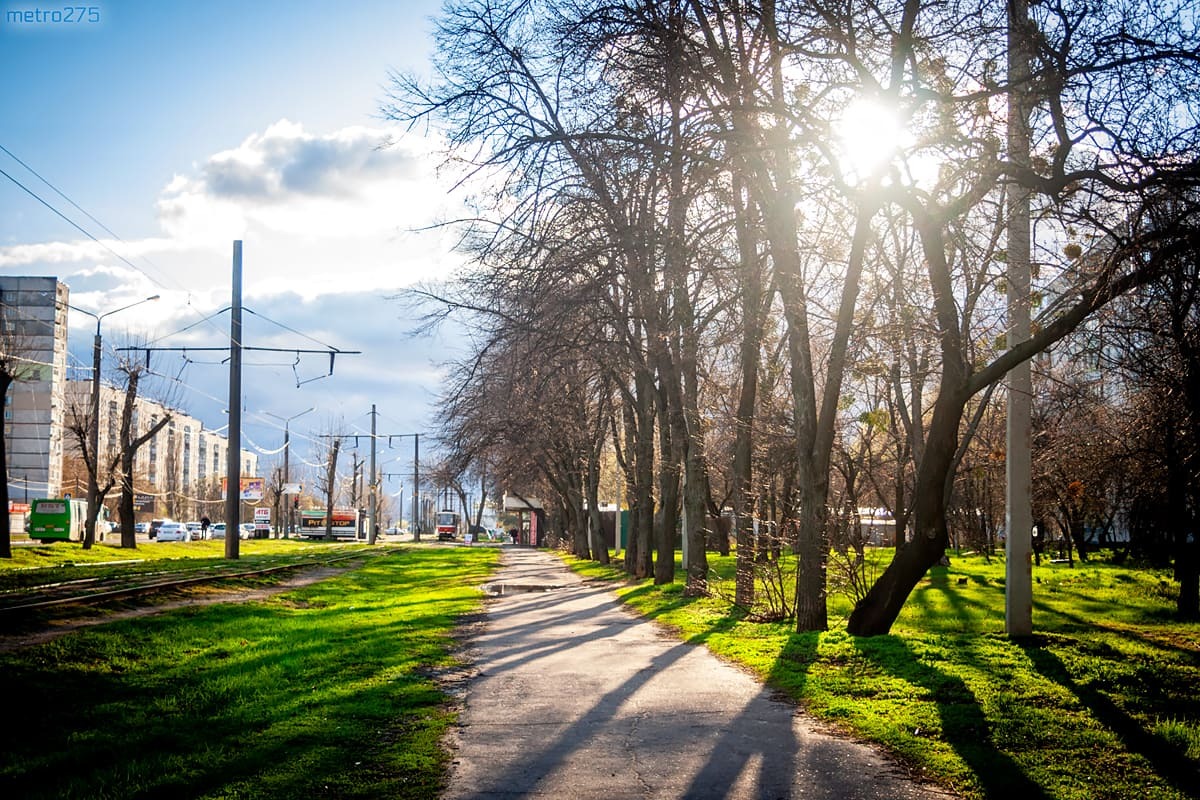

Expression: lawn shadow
xmin=853 ymin=636 xmax=1049 ymax=799
xmin=1017 ymin=637 xmax=1200 ymax=798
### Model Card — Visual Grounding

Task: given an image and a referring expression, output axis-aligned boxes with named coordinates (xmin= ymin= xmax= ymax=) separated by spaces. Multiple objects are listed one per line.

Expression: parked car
xmin=239 ymin=523 xmax=255 ymax=539
xmin=134 ymin=522 xmax=149 ymax=534
xmin=186 ymin=521 xmax=203 ymax=538
xmin=156 ymin=522 xmax=189 ymax=542
xmin=149 ymin=519 xmax=170 ymax=540
xmin=210 ymin=522 xmax=226 ymax=540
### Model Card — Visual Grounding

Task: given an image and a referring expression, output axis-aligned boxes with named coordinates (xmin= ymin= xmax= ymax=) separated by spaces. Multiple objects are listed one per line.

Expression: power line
xmin=0 ymin=142 xmax=124 ymax=242
xmin=0 ymin=164 xmax=168 ymax=291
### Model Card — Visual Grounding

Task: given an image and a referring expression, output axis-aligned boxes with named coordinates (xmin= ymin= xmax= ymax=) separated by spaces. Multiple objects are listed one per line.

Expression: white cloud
xmin=3 ymin=119 xmax=465 ymax=306
xmin=10 ymin=120 xmax=470 ymax=466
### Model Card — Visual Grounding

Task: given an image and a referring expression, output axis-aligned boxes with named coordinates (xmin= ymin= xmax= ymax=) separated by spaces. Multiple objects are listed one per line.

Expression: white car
xmin=210 ymin=522 xmax=226 ymax=539
xmin=239 ymin=523 xmax=255 ymax=539
xmin=156 ymin=522 xmax=190 ymax=542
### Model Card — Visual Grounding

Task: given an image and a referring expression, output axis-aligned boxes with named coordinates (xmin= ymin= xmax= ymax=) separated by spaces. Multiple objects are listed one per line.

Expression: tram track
xmin=0 ymin=550 xmax=383 ymax=616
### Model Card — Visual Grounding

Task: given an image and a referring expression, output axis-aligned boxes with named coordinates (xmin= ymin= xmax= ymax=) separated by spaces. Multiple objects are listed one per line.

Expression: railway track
xmin=0 ymin=550 xmax=383 ymax=615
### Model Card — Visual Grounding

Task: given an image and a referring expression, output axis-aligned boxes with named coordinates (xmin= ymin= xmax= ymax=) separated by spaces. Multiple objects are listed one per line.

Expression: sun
xmin=835 ymin=97 xmax=908 ymax=182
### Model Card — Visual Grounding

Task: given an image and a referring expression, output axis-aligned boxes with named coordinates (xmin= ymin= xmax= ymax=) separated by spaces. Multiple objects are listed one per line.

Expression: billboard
xmin=221 ymin=477 xmax=265 ymax=501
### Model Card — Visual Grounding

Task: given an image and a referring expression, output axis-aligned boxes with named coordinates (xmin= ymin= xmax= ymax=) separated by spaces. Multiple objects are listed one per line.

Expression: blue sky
xmin=1 ymin=0 xmax=466 ymax=490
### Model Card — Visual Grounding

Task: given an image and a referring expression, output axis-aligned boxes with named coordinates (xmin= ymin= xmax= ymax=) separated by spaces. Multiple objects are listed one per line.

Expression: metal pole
xmin=225 ymin=240 xmax=243 ymax=560
xmin=83 ymin=323 xmax=101 ymax=548
xmin=282 ymin=423 xmax=290 ymax=538
xmin=368 ymin=404 xmax=378 ymax=544
xmin=412 ymin=433 xmax=420 ymax=542
xmin=1006 ymin=0 xmax=1033 ymax=636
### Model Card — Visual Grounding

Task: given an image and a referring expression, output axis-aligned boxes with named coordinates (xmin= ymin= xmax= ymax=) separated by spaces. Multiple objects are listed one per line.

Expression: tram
xmin=435 ymin=510 xmax=460 ymax=541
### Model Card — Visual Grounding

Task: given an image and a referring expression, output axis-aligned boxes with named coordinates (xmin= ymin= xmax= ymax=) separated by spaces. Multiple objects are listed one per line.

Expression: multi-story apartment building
xmin=63 ymin=380 xmax=258 ymax=520
xmin=3 ymin=276 xmax=259 ymax=516
xmin=1 ymin=276 xmax=69 ymax=500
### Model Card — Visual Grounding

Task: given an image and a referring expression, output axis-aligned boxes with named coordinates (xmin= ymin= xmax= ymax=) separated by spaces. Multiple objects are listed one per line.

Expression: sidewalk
xmin=441 ymin=547 xmax=956 ymax=800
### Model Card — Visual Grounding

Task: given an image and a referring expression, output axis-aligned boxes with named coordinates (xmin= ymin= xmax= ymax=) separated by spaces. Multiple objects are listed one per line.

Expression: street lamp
xmin=264 ymin=406 xmax=314 ymax=537
xmin=67 ymin=294 xmax=160 ymax=548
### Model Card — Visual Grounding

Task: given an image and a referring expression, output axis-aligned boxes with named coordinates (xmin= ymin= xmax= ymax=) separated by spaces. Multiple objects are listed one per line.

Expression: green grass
xmin=562 ymin=549 xmax=1200 ymax=800
xmin=1 ymin=545 xmax=499 ymax=799
xmin=0 ymin=538 xmax=364 ymax=591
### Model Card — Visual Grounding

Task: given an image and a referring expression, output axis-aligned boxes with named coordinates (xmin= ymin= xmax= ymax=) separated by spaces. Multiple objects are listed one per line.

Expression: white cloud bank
xmin=4 ymin=119 xmax=465 ymax=308
xmin=9 ymin=120 xmax=471 ymax=442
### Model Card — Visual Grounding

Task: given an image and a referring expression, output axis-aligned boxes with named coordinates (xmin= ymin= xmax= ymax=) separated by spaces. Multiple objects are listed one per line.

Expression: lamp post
xmin=68 ymin=294 xmax=160 ymax=548
xmin=265 ymin=407 xmax=313 ymax=537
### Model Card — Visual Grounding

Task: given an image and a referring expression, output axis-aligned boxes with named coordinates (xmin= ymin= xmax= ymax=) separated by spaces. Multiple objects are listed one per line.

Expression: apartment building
xmin=63 ymin=380 xmax=258 ymax=518
xmin=1 ymin=276 xmax=69 ymax=500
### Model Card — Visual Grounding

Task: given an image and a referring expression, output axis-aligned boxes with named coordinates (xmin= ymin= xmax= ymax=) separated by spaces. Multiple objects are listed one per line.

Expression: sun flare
xmin=836 ymin=98 xmax=908 ymax=181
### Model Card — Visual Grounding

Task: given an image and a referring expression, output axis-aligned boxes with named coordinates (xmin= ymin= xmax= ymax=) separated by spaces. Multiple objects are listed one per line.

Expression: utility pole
xmin=377 ymin=428 xmax=421 ymax=540
xmin=368 ymin=404 xmax=378 ymax=544
xmin=67 ymin=293 xmax=159 ymax=549
xmin=265 ymin=406 xmax=313 ymax=538
xmin=413 ymin=433 xmax=420 ymax=541
xmin=225 ymin=240 xmax=243 ymax=560
xmin=1006 ymin=0 xmax=1034 ymax=636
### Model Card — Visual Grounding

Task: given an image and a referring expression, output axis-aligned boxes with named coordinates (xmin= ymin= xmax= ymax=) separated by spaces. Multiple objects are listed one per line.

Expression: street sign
xmin=254 ymin=507 xmax=271 ymax=530
xmin=282 ymin=482 xmax=303 ymax=495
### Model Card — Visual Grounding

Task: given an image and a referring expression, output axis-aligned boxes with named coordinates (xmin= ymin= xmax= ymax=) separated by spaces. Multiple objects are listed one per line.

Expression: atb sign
xmin=254 ymin=507 xmax=271 ymax=533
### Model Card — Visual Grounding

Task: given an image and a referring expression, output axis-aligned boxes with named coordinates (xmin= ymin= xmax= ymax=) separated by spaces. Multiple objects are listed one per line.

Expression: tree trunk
xmin=585 ymin=440 xmax=609 ymax=564
xmin=630 ymin=372 xmax=655 ymax=578
xmin=116 ymin=371 xmax=167 ymax=548
xmin=568 ymin=473 xmax=590 ymax=559
xmin=325 ymin=440 xmax=340 ymax=540
xmin=848 ymin=382 xmax=970 ymax=635
xmin=653 ymin=351 xmax=680 ymax=585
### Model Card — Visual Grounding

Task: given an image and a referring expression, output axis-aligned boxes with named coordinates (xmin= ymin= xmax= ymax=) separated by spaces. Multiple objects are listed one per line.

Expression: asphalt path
xmin=442 ymin=546 xmax=957 ymax=800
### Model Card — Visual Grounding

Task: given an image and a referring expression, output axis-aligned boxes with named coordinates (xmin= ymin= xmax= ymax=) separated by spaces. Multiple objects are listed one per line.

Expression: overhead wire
xmin=0 ymin=163 xmax=169 ymax=291
xmin=0 ymin=146 xmax=375 ymax=485
xmin=0 ymin=142 xmax=127 ymax=244
xmin=0 ymin=144 xmax=238 ymax=353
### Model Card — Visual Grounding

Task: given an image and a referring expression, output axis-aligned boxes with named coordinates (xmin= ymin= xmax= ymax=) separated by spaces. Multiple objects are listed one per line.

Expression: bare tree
xmin=113 ymin=357 xmax=171 ymax=548
xmin=312 ymin=420 xmax=345 ymax=540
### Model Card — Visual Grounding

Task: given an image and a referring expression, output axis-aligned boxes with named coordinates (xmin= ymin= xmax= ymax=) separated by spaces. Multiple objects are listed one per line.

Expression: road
xmin=441 ymin=547 xmax=957 ymax=800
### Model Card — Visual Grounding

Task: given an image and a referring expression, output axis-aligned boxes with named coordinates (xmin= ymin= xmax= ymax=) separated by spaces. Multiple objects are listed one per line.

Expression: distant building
xmin=2 ymin=275 xmax=257 ymax=515
xmin=0 ymin=276 xmax=70 ymax=500
xmin=63 ymin=381 xmax=257 ymax=519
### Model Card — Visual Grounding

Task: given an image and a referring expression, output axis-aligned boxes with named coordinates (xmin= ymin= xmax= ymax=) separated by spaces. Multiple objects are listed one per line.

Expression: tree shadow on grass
xmin=1016 ymin=638 xmax=1200 ymax=798
xmin=853 ymin=636 xmax=1049 ymax=799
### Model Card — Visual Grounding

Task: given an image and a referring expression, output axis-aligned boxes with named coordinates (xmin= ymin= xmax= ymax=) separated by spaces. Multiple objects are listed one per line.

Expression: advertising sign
xmin=221 ymin=477 xmax=265 ymax=501
xmin=254 ymin=507 xmax=271 ymax=531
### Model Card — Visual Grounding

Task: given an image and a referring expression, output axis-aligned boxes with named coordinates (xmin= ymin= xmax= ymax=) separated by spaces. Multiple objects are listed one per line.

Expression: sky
xmin=1 ymin=0 xmax=468 ymax=488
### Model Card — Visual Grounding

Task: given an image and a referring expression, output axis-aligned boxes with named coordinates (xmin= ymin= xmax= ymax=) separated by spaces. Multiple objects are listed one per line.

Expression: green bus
xmin=28 ymin=498 xmax=103 ymax=543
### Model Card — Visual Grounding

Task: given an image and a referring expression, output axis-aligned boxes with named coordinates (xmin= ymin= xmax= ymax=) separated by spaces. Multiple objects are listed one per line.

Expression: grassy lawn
xmin=565 ymin=550 xmax=1200 ymax=800
xmin=0 ymin=538 xmax=375 ymax=591
xmin=1 ymin=545 xmax=499 ymax=799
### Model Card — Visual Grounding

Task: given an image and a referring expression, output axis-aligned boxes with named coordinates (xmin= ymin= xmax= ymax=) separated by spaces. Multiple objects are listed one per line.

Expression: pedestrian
xmin=509 ymin=528 xmax=519 ymax=545
xmin=200 ymin=516 xmax=211 ymax=540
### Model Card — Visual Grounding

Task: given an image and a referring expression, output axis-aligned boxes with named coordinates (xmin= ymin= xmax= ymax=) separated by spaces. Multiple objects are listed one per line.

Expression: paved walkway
xmin=441 ymin=547 xmax=956 ymax=800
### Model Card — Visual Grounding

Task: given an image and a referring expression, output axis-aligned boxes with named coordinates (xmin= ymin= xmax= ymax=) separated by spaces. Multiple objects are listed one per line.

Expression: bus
xmin=435 ymin=510 xmax=460 ymax=541
xmin=28 ymin=497 xmax=96 ymax=543
xmin=298 ymin=507 xmax=363 ymax=540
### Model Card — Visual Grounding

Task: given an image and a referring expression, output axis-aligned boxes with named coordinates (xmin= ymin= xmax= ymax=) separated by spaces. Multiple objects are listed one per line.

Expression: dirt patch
xmin=0 ymin=564 xmax=350 ymax=654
